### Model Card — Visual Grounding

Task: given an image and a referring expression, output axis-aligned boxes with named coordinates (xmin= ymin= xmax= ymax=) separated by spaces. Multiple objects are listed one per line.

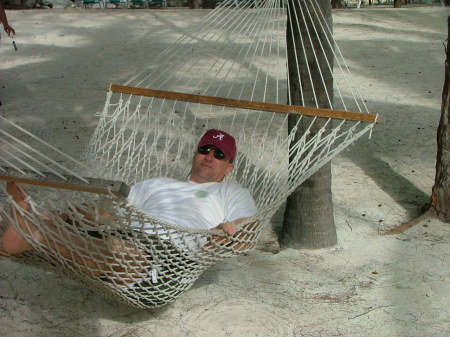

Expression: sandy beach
xmin=1 ymin=5 xmax=450 ymax=337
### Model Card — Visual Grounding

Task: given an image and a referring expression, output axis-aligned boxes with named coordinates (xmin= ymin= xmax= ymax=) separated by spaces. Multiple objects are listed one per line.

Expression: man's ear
xmin=225 ymin=163 xmax=234 ymax=176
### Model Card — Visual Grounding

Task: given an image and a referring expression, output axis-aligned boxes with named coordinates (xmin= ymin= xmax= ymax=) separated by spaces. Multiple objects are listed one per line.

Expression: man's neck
xmin=189 ymin=176 xmax=223 ymax=184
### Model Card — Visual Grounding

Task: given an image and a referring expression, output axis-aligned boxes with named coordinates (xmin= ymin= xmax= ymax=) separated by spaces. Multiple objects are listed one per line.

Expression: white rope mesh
xmin=0 ymin=0 xmax=376 ymax=308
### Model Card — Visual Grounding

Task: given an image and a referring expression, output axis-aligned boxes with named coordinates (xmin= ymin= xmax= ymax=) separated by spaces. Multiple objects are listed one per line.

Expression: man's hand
xmin=215 ymin=217 xmax=249 ymax=236
xmin=217 ymin=221 xmax=237 ymax=235
xmin=3 ymin=23 xmax=15 ymax=36
xmin=207 ymin=217 xmax=255 ymax=252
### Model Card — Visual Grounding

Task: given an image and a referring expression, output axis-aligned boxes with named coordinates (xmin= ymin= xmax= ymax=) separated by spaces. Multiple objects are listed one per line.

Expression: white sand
xmin=1 ymin=6 xmax=450 ymax=337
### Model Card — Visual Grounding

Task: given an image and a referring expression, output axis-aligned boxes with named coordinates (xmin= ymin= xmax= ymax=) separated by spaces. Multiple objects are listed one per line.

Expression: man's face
xmin=190 ymin=145 xmax=234 ymax=183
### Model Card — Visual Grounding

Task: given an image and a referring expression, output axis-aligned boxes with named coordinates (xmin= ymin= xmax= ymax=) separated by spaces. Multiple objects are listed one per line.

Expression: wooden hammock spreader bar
xmin=0 ymin=167 xmax=130 ymax=198
xmin=109 ymin=84 xmax=378 ymax=123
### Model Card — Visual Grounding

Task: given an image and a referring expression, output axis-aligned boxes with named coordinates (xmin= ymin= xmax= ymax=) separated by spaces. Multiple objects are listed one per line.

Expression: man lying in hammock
xmin=129 ymin=129 xmax=257 ymax=236
xmin=1 ymin=129 xmax=257 ymax=282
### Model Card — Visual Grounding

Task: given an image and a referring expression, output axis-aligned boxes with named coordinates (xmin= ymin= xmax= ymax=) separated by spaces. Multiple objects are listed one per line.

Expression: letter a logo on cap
xmin=212 ymin=133 xmax=225 ymax=141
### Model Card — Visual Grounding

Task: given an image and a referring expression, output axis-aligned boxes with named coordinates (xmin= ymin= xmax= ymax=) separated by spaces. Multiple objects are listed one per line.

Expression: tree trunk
xmin=429 ymin=16 xmax=450 ymax=223
xmin=385 ymin=16 xmax=450 ymax=235
xmin=188 ymin=0 xmax=200 ymax=8
xmin=202 ymin=0 xmax=215 ymax=8
xmin=280 ymin=0 xmax=337 ymax=249
xmin=331 ymin=0 xmax=344 ymax=8
xmin=393 ymin=0 xmax=404 ymax=8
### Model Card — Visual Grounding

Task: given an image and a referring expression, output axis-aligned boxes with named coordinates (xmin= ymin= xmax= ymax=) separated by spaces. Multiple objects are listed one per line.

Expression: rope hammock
xmin=0 ymin=0 xmax=377 ymax=308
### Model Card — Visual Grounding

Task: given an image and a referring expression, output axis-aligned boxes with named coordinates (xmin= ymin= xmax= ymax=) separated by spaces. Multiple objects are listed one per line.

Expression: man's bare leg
xmin=1 ymin=182 xmax=148 ymax=282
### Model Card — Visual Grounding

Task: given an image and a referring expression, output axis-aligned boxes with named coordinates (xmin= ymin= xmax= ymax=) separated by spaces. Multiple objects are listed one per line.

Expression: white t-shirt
xmin=128 ymin=178 xmax=257 ymax=231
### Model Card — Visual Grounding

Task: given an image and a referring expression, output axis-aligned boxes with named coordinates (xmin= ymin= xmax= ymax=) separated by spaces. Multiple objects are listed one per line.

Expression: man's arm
xmin=0 ymin=2 xmax=15 ymax=37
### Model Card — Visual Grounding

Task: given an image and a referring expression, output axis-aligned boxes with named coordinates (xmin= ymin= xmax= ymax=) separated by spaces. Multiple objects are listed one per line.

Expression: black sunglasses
xmin=197 ymin=145 xmax=226 ymax=160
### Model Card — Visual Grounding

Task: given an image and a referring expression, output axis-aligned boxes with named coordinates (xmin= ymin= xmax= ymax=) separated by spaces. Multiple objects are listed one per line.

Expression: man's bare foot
xmin=6 ymin=181 xmax=29 ymax=210
xmin=1 ymin=182 xmax=39 ymax=255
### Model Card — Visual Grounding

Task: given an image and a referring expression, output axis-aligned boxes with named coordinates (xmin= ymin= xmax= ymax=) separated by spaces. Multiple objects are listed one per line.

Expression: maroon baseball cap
xmin=198 ymin=129 xmax=237 ymax=160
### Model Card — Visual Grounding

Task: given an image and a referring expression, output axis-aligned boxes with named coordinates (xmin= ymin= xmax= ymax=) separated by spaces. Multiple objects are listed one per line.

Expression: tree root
xmin=383 ymin=209 xmax=436 ymax=235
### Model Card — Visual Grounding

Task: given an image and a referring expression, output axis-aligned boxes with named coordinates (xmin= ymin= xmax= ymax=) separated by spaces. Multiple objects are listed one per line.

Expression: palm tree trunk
xmin=429 ymin=16 xmax=450 ymax=222
xmin=280 ymin=0 xmax=337 ymax=249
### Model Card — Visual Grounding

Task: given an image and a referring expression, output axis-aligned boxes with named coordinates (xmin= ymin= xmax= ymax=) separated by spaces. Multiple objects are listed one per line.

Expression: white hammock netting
xmin=0 ymin=0 xmax=377 ymax=308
